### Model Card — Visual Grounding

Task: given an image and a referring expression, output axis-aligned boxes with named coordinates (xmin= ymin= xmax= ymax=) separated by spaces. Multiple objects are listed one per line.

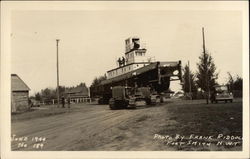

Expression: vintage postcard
xmin=1 ymin=1 xmax=249 ymax=159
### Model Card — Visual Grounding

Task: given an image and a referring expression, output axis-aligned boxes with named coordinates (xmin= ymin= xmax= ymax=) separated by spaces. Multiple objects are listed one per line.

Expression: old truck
xmin=109 ymin=86 xmax=160 ymax=109
xmin=210 ymin=85 xmax=233 ymax=103
xmin=109 ymin=86 xmax=130 ymax=109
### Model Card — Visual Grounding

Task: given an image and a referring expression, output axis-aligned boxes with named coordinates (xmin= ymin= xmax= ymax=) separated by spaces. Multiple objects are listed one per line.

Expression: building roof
xmin=65 ymin=86 xmax=88 ymax=96
xmin=11 ymin=74 xmax=30 ymax=91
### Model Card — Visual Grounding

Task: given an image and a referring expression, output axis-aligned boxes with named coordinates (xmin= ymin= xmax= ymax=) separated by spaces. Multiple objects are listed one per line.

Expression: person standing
xmin=67 ymin=96 xmax=70 ymax=108
xmin=118 ymin=58 xmax=122 ymax=67
xmin=61 ymin=96 xmax=65 ymax=108
xmin=122 ymin=56 xmax=125 ymax=66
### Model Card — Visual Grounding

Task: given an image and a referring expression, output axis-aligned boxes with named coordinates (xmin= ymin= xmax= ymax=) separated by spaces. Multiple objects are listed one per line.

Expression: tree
xmin=90 ymin=74 xmax=107 ymax=88
xmin=182 ymin=64 xmax=198 ymax=98
xmin=41 ymin=88 xmax=56 ymax=101
xmin=78 ymin=82 xmax=87 ymax=87
xmin=227 ymin=72 xmax=234 ymax=91
xmin=234 ymin=76 xmax=243 ymax=91
xmin=227 ymin=72 xmax=242 ymax=91
xmin=58 ymin=86 xmax=66 ymax=97
xmin=196 ymin=49 xmax=218 ymax=100
xmin=35 ymin=92 xmax=41 ymax=101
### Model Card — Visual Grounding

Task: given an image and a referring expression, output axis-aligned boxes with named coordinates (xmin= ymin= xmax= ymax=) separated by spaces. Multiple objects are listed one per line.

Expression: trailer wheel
xmin=98 ymin=98 xmax=102 ymax=104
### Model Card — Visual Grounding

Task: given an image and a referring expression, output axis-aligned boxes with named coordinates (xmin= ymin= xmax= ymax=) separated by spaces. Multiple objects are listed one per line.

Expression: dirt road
xmin=11 ymin=99 xmax=242 ymax=151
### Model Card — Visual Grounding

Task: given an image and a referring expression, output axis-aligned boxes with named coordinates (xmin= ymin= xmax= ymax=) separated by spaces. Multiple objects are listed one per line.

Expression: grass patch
xmin=157 ymin=101 xmax=242 ymax=151
xmin=11 ymin=107 xmax=75 ymax=122
xmin=159 ymin=102 xmax=242 ymax=137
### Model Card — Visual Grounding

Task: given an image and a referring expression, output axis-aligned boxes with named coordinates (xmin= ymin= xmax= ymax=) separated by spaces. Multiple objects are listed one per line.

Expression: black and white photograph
xmin=1 ymin=1 xmax=249 ymax=159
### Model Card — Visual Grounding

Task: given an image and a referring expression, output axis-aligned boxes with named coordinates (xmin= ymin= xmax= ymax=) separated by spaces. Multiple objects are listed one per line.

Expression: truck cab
xmin=109 ymin=86 xmax=131 ymax=109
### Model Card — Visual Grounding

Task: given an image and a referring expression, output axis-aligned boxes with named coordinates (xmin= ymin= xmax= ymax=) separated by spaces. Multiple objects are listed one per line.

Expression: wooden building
xmin=11 ymin=74 xmax=30 ymax=112
xmin=65 ymin=86 xmax=89 ymax=103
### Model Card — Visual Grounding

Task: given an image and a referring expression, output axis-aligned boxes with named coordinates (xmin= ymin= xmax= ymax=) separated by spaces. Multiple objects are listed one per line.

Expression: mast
xmin=188 ymin=60 xmax=192 ymax=99
xmin=202 ymin=27 xmax=206 ymax=54
xmin=56 ymin=39 xmax=60 ymax=107
xmin=202 ymin=27 xmax=209 ymax=104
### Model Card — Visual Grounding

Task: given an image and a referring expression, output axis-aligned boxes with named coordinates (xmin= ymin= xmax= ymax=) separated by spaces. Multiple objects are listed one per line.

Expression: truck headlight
xmin=173 ymin=70 xmax=179 ymax=75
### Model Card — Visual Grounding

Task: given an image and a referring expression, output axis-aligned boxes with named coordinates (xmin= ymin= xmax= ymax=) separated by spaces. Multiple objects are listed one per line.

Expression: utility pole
xmin=56 ymin=39 xmax=60 ymax=107
xmin=202 ymin=27 xmax=209 ymax=104
xmin=188 ymin=60 xmax=192 ymax=100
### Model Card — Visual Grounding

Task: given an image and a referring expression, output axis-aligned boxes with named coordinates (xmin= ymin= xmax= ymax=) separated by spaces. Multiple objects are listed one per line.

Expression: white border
xmin=1 ymin=1 xmax=249 ymax=159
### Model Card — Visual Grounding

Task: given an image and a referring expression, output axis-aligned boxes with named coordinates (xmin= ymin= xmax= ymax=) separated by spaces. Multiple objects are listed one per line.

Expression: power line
xmin=56 ymin=39 xmax=60 ymax=107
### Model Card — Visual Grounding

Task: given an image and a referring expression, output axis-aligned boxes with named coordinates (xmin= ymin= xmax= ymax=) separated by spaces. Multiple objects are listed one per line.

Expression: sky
xmin=11 ymin=9 xmax=243 ymax=95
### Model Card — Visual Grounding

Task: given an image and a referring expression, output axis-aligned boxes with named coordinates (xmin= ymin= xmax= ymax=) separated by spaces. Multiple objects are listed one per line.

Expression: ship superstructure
xmin=107 ymin=37 xmax=155 ymax=79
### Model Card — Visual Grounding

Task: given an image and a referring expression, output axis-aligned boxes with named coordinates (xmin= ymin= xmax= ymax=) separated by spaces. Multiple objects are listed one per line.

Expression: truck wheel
xmin=225 ymin=100 xmax=227 ymax=103
xmin=160 ymin=97 xmax=164 ymax=103
xmin=156 ymin=97 xmax=161 ymax=104
xmin=109 ymin=103 xmax=116 ymax=110
xmin=145 ymin=98 xmax=151 ymax=105
xmin=109 ymin=98 xmax=116 ymax=110
xmin=215 ymin=100 xmax=218 ymax=103
xmin=230 ymin=99 xmax=233 ymax=103
xmin=123 ymin=102 xmax=128 ymax=109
